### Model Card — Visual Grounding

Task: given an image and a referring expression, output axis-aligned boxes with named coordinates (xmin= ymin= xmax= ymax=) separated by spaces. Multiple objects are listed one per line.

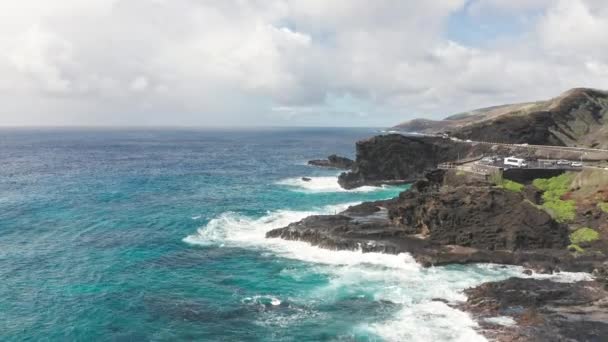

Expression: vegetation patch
xmin=598 ymin=202 xmax=608 ymax=213
xmin=499 ymin=179 xmax=524 ymax=192
xmin=542 ymin=200 xmax=577 ymax=222
xmin=568 ymin=244 xmax=585 ymax=253
xmin=492 ymin=174 xmax=523 ymax=192
xmin=570 ymin=227 xmax=600 ymax=245
xmin=532 ymin=173 xmax=576 ymax=222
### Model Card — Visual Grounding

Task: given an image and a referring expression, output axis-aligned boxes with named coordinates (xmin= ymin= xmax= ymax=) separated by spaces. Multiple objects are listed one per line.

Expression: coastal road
xmin=394 ymin=131 xmax=608 ymax=161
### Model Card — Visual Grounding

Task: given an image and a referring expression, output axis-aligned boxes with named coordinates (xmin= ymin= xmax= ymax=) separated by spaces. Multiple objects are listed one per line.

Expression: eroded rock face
xmin=265 ymin=213 xmax=424 ymax=255
xmin=387 ymin=186 xmax=569 ymax=251
xmin=453 ymin=88 xmax=608 ymax=148
xmin=394 ymin=88 xmax=608 ymax=149
xmin=337 ymin=134 xmax=482 ymax=189
xmin=267 ymin=170 xmax=577 ymax=270
xmin=308 ymin=154 xmax=354 ymax=169
xmin=461 ymin=278 xmax=608 ymax=342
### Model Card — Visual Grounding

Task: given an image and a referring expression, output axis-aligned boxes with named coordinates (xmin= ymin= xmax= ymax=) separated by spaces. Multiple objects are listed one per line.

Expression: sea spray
xmin=184 ymin=204 xmax=594 ymax=342
xmin=276 ymin=176 xmax=380 ymax=193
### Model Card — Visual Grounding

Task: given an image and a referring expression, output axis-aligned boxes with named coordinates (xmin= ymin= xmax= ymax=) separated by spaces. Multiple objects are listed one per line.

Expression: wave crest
xmin=184 ymin=205 xmax=592 ymax=341
xmin=276 ymin=176 xmax=380 ymax=193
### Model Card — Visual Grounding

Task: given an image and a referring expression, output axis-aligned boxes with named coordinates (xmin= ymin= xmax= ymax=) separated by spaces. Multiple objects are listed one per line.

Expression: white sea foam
xmin=183 ymin=203 xmax=418 ymax=270
xmin=484 ymin=316 xmax=517 ymax=326
xmin=184 ymin=204 xmax=593 ymax=341
xmin=367 ymin=301 xmax=486 ymax=342
xmin=275 ymin=176 xmax=380 ymax=193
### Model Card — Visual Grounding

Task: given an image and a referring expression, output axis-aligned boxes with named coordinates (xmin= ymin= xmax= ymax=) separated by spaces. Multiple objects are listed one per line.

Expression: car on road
xmin=556 ymin=160 xmax=571 ymax=165
xmin=571 ymin=162 xmax=583 ymax=167
xmin=504 ymin=157 xmax=528 ymax=168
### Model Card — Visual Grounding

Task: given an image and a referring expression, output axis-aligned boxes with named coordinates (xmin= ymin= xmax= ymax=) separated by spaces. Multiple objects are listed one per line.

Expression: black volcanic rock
xmin=461 ymin=278 xmax=608 ymax=341
xmin=387 ymin=186 xmax=568 ymax=251
xmin=337 ymin=134 xmax=484 ymax=189
xmin=308 ymin=154 xmax=355 ymax=169
xmin=266 ymin=176 xmax=589 ymax=271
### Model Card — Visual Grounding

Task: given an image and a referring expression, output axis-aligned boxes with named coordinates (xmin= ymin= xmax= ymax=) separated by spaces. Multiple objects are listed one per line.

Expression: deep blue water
xmin=1 ymin=128 xmax=534 ymax=341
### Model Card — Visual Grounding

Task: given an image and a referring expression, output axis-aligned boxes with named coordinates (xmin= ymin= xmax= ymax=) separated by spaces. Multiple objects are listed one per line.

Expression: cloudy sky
xmin=1 ymin=0 xmax=607 ymax=127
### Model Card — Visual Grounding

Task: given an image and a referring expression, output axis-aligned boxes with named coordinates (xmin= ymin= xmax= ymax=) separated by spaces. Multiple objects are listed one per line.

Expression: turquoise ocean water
xmin=0 ymin=128 xmax=583 ymax=341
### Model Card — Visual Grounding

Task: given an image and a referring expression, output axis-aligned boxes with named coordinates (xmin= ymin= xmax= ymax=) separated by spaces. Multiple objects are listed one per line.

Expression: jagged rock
xmin=460 ymin=278 xmax=608 ymax=341
xmin=387 ymin=186 xmax=568 ymax=250
xmin=266 ymin=176 xmax=590 ymax=271
xmin=337 ymin=134 xmax=484 ymax=189
xmin=301 ymin=177 xmax=312 ymax=182
xmin=308 ymin=154 xmax=354 ymax=169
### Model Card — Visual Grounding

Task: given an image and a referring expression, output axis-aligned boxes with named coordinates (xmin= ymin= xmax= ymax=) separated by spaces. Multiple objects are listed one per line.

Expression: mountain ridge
xmin=394 ymin=88 xmax=608 ymax=148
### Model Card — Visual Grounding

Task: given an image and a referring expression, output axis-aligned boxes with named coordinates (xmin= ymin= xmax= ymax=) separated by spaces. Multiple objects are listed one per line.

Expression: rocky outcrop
xmin=461 ymin=278 xmax=608 ymax=341
xmin=267 ymin=170 xmax=590 ymax=270
xmin=267 ymin=167 xmax=608 ymax=339
xmin=387 ymin=186 xmax=568 ymax=251
xmin=337 ymin=134 xmax=490 ymax=189
xmin=308 ymin=154 xmax=354 ymax=169
xmin=265 ymin=206 xmax=582 ymax=271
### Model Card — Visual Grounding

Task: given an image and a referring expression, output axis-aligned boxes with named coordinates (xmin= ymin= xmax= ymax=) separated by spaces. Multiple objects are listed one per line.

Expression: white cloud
xmin=9 ymin=25 xmax=75 ymax=94
xmin=130 ymin=76 xmax=149 ymax=92
xmin=467 ymin=0 xmax=553 ymax=15
xmin=0 ymin=0 xmax=607 ymax=126
xmin=538 ymin=0 xmax=608 ymax=61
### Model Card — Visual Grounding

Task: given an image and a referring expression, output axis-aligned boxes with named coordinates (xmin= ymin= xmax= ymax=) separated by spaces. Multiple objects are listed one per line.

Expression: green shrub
xmin=532 ymin=173 xmax=576 ymax=222
xmin=598 ymin=202 xmax=608 ymax=213
xmin=568 ymin=244 xmax=585 ymax=253
xmin=500 ymin=179 xmax=524 ymax=192
xmin=532 ymin=173 xmax=573 ymax=193
xmin=569 ymin=227 xmax=600 ymax=245
xmin=543 ymin=199 xmax=577 ymax=222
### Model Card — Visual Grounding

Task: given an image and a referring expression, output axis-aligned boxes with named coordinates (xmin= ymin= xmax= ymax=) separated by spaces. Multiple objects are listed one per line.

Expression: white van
xmin=504 ymin=157 xmax=527 ymax=168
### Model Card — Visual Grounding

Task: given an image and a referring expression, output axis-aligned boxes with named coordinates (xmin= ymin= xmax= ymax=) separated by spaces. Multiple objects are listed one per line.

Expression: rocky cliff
xmin=387 ymin=185 xmax=568 ymax=251
xmin=460 ymin=277 xmax=608 ymax=341
xmin=269 ymin=161 xmax=608 ymax=340
xmin=395 ymin=88 xmax=608 ymax=148
xmin=337 ymin=134 xmax=487 ymax=189
xmin=268 ymin=170 xmax=589 ymax=271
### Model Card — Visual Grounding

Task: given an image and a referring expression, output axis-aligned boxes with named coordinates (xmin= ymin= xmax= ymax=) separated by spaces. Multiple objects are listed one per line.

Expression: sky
xmin=1 ymin=0 xmax=608 ymax=127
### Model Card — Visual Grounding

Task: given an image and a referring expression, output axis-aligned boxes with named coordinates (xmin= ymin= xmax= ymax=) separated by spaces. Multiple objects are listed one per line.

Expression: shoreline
xmin=283 ymin=148 xmax=608 ymax=340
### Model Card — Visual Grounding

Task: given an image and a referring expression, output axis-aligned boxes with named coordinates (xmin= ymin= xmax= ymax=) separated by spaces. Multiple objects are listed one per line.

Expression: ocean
xmin=0 ymin=128 xmax=586 ymax=341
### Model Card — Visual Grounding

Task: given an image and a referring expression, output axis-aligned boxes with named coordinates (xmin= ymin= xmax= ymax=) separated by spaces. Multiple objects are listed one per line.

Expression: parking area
xmin=474 ymin=156 xmax=584 ymax=170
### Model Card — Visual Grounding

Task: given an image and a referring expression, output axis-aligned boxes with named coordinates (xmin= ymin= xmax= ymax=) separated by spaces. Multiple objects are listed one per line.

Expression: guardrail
xmin=395 ymin=131 xmax=608 ymax=154
xmin=438 ymin=163 xmax=456 ymax=170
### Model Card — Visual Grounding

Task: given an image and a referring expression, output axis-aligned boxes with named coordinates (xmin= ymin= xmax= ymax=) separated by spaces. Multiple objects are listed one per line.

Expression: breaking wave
xmin=184 ymin=204 xmax=592 ymax=341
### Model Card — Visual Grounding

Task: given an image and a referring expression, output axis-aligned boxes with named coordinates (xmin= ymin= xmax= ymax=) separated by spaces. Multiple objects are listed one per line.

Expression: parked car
xmin=571 ymin=162 xmax=583 ymax=167
xmin=504 ymin=157 xmax=527 ymax=168
xmin=556 ymin=160 xmax=571 ymax=165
